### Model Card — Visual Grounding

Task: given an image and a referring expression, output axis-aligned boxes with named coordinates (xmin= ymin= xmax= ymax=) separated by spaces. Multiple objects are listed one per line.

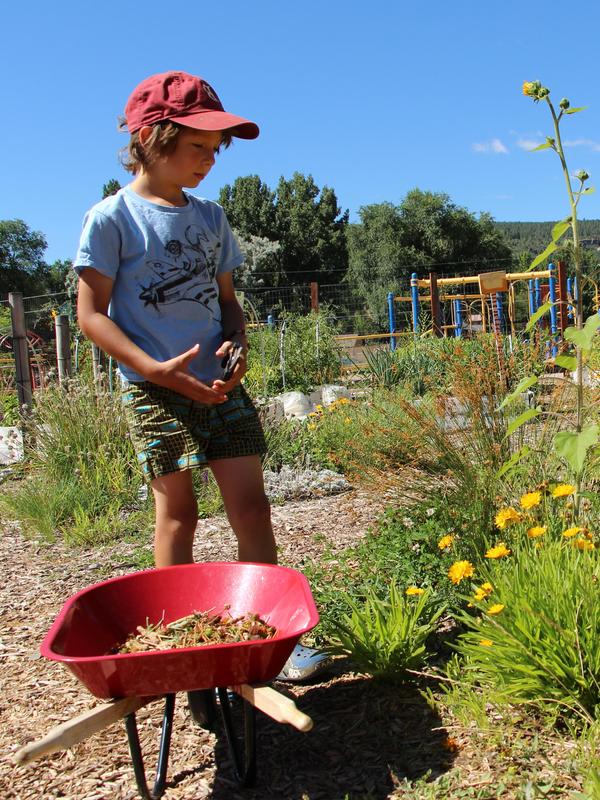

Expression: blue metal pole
xmin=387 ymin=291 xmax=397 ymax=351
xmin=549 ymin=265 xmax=558 ymax=357
xmin=495 ymin=292 xmax=504 ymax=334
xmin=528 ymin=279 xmax=535 ymax=317
xmin=410 ymin=272 xmax=419 ymax=336
xmin=267 ymin=313 xmax=274 ymax=330
xmin=453 ymin=299 xmax=463 ymax=338
xmin=534 ymin=278 xmax=541 ymax=319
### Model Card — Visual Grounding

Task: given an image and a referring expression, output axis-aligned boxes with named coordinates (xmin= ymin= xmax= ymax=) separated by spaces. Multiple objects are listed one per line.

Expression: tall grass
xmin=2 ymin=376 xmax=148 ymax=544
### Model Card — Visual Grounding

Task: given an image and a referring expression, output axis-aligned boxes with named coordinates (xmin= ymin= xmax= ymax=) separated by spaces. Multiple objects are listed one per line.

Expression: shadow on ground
xmin=190 ymin=676 xmax=455 ymax=800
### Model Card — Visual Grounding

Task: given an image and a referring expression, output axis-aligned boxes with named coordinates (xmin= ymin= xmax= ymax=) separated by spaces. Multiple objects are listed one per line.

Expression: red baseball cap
xmin=124 ymin=71 xmax=259 ymax=139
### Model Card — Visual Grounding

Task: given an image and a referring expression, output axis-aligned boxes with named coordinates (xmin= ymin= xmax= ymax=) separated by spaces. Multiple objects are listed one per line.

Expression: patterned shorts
xmin=122 ymin=381 xmax=266 ymax=483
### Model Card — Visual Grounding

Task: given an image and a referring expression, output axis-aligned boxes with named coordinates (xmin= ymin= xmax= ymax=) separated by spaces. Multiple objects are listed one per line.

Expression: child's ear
xmin=138 ymin=126 xmax=154 ymax=146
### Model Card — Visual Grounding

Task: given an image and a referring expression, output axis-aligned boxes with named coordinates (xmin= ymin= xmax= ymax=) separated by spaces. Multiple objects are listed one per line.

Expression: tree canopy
xmin=0 ymin=219 xmax=48 ymax=297
xmin=219 ymin=172 xmax=349 ymax=285
xmin=346 ymin=189 xmax=513 ymax=323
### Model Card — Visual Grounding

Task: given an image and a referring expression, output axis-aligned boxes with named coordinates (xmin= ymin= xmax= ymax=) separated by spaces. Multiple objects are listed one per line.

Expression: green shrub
xmin=453 ymin=537 xmax=600 ymax=724
xmin=245 ymin=311 xmax=343 ymax=396
xmin=330 ymin=582 xmax=446 ymax=683
xmin=2 ymin=376 xmax=144 ymax=543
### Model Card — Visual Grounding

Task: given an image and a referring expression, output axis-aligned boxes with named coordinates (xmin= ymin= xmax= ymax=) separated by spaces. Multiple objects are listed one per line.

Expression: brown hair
xmin=119 ymin=119 xmax=232 ymax=175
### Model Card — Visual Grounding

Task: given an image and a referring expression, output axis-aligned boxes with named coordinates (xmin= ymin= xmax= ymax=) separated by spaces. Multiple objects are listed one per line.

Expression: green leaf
xmin=525 ymin=300 xmax=553 ymax=332
xmin=553 ymin=354 xmax=577 ymax=371
xmin=580 ymin=186 xmax=595 ymax=195
xmin=554 ymin=425 xmax=600 ymax=474
xmin=565 ymin=107 xmax=586 ymax=114
xmin=498 ymin=375 xmax=538 ymax=410
xmin=564 ymin=314 xmax=600 ymax=351
xmin=530 ymin=142 xmax=554 ymax=151
xmin=529 ymin=242 xmax=557 ymax=271
xmin=496 ymin=445 xmax=531 ymax=478
xmin=504 ymin=407 xmax=542 ymax=439
xmin=551 ymin=220 xmax=571 ymax=243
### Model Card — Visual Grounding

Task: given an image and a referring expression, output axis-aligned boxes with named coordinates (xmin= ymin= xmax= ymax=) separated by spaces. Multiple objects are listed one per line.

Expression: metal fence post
xmin=8 ymin=292 xmax=33 ymax=414
xmin=387 ymin=292 xmax=396 ymax=351
xmin=410 ymin=273 xmax=419 ymax=335
xmin=54 ymin=314 xmax=71 ymax=384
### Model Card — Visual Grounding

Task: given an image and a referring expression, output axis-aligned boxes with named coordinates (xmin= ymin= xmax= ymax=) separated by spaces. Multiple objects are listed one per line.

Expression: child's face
xmin=156 ymin=127 xmax=223 ymax=189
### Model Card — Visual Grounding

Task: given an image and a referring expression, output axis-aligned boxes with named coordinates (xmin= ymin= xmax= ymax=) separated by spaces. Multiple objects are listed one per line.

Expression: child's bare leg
xmin=209 ymin=455 xmax=276 ymax=564
xmin=151 ymin=469 xmax=198 ymax=567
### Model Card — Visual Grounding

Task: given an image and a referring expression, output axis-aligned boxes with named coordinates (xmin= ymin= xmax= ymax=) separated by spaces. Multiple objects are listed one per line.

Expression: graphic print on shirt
xmin=138 ymin=224 xmax=221 ymax=318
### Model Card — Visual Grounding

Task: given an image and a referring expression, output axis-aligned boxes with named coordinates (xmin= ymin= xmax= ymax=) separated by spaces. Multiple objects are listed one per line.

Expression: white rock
xmin=0 ymin=427 xmax=24 ymax=465
xmin=277 ymin=391 xmax=313 ymax=419
xmin=321 ymin=385 xmax=351 ymax=406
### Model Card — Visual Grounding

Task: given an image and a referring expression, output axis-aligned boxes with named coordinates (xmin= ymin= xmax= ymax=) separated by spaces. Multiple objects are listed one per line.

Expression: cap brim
xmin=169 ymin=110 xmax=259 ymax=139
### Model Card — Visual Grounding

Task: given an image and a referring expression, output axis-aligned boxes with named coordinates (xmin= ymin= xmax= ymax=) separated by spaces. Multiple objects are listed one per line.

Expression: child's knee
xmin=156 ymin=498 xmax=199 ymax=532
xmin=231 ymin=492 xmax=271 ymax=528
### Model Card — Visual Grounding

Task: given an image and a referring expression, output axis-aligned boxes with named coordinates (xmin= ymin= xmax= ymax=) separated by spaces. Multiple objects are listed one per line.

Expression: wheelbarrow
xmin=14 ymin=561 xmax=319 ymax=799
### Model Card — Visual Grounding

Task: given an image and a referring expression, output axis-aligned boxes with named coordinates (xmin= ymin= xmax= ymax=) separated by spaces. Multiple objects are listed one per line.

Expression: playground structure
xmin=386 ymin=262 xmax=599 ymax=352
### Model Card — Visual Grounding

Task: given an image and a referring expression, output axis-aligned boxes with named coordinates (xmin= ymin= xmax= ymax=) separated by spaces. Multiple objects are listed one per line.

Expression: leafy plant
xmin=330 ymin=582 xmax=446 ymax=682
xmin=453 ymin=537 xmax=600 ymax=724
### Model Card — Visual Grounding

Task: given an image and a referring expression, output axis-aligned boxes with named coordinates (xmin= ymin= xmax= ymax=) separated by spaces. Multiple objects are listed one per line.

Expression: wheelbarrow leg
xmin=125 ymin=694 xmax=176 ymax=800
xmin=217 ymin=687 xmax=257 ymax=787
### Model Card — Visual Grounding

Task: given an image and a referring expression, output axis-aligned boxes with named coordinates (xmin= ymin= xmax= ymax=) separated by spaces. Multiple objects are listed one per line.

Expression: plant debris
xmin=114 ymin=607 xmax=277 ymax=653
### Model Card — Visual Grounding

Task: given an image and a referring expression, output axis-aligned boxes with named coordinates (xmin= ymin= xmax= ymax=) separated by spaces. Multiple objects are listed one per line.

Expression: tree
xmin=102 ymin=179 xmax=122 ymax=199
xmin=346 ymin=190 xmax=514 ymax=324
xmin=0 ymin=219 xmax=48 ymax=297
xmin=219 ymin=172 xmax=349 ymax=286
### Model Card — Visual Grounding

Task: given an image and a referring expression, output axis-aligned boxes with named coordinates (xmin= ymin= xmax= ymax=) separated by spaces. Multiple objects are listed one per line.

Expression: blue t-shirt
xmin=74 ymin=186 xmax=243 ymax=384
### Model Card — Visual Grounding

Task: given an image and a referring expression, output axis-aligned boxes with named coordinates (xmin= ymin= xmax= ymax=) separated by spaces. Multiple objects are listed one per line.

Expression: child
xmin=74 ymin=70 xmax=330 ymax=682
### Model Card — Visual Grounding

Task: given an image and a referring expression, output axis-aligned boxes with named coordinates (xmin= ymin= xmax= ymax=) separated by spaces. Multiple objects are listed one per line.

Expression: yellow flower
xmin=448 ymin=560 xmax=474 ymax=585
xmin=485 ymin=543 xmax=511 ymax=559
xmin=520 ymin=491 xmax=542 ymax=509
xmin=405 ymin=586 xmax=425 ymax=596
xmin=573 ymin=539 xmax=595 ymax=551
xmin=495 ymin=507 xmax=523 ymax=530
xmin=552 ymin=483 xmax=576 ymax=498
xmin=308 ymin=423 xmax=316 ymax=431
xmin=344 ymin=417 xmax=351 ymax=424
xmin=479 ymin=639 xmax=494 ymax=647
xmin=522 ymin=81 xmax=536 ymax=96
xmin=563 ymin=526 xmax=585 ymax=538
xmin=487 ymin=604 xmax=505 ymax=615
xmin=315 ymin=404 xmax=323 ymax=413
xmin=437 ymin=535 xmax=454 ymax=550
xmin=473 ymin=582 xmax=493 ymax=601
xmin=527 ymin=526 xmax=546 ymax=539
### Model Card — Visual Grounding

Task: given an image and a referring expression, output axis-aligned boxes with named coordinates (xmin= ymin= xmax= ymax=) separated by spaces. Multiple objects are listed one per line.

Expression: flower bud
xmin=538 ymin=86 xmax=550 ymax=99
xmin=575 ymin=169 xmax=590 ymax=182
xmin=559 ymin=97 xmax=570 ymax=110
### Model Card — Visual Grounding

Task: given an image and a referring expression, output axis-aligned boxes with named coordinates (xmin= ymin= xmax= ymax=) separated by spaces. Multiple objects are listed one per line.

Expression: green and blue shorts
xmin=122 ymin=381 xmax=266 ymax=483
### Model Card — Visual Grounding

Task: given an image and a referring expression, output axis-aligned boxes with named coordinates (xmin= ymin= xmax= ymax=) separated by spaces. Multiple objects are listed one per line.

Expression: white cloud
xmin=472 ymin=138 xmax=509 ymax=154
xmin=563 ymin=138 xmax=600 ymax=151
xmin=517 ymin=138 xmax=543 ymax=150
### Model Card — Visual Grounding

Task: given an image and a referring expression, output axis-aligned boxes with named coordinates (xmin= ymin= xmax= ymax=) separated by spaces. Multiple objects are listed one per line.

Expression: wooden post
xmin=54 ymin=314 xmax=71 ymax=383
xmin=429 ymin=273 xmax=442 ymax=336
xmin=9 ymin=292 xmax=33 ymax=413
xmin=556 ymin=260 xmax=568 ymax=333
xmin=310 ymin=281 xmax=319 ymax=313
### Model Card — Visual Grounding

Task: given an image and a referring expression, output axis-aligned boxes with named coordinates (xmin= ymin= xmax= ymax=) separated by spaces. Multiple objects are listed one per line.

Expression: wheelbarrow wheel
xmin=187 ymin=689 xmax=217 ymax=729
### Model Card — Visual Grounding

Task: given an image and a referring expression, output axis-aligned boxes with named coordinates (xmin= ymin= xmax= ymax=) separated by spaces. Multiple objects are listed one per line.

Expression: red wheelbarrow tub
xmin=41 ymin=562 xmax=319 ymax=699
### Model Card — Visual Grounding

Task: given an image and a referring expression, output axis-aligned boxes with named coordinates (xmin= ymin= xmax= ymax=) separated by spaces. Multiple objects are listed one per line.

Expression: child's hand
xmin=148 ymin=344 xmax=228 ymax=404
xmin=213 ymin=339 xmax=248 ymax=392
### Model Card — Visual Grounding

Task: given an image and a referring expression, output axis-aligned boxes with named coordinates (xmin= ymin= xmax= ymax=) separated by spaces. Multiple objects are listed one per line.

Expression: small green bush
xmin=330 ymin=582 xmax=446 ymax=683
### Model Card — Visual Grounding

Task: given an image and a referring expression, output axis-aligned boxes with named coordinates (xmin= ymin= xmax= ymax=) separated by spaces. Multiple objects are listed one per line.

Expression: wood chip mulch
xmin=1 ymin=488 xmax=461 ymax=800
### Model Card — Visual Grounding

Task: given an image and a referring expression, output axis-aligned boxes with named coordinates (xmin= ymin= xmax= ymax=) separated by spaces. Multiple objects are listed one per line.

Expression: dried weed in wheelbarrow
xmin=116 ymin=607 xmax=277 ymax=653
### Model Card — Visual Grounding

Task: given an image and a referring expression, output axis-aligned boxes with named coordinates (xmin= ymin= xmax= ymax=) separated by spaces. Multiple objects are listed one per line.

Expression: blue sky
xmin=3 ymin=0 xmax=600 ymax=264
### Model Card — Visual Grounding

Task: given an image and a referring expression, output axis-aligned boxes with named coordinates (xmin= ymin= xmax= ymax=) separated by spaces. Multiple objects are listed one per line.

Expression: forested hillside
xmin=495 ymin=220 xmax=600 ymax=257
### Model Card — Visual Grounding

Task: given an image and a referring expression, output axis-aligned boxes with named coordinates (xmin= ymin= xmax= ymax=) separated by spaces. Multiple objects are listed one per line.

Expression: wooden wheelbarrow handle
xmin=232 ymin=684 xmax=313 ymax=732
xmin=14 ymin=696 xmax=152 ymax=765
xmin=14 ymin=684 xmax=313 ymax=766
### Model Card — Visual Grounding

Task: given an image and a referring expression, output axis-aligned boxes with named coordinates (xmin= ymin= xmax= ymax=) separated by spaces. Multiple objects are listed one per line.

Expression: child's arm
xmin=77 ymin=268 xmax=228 ymax=404
xmin=212 ymin=271 xmax=248 ymax=390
